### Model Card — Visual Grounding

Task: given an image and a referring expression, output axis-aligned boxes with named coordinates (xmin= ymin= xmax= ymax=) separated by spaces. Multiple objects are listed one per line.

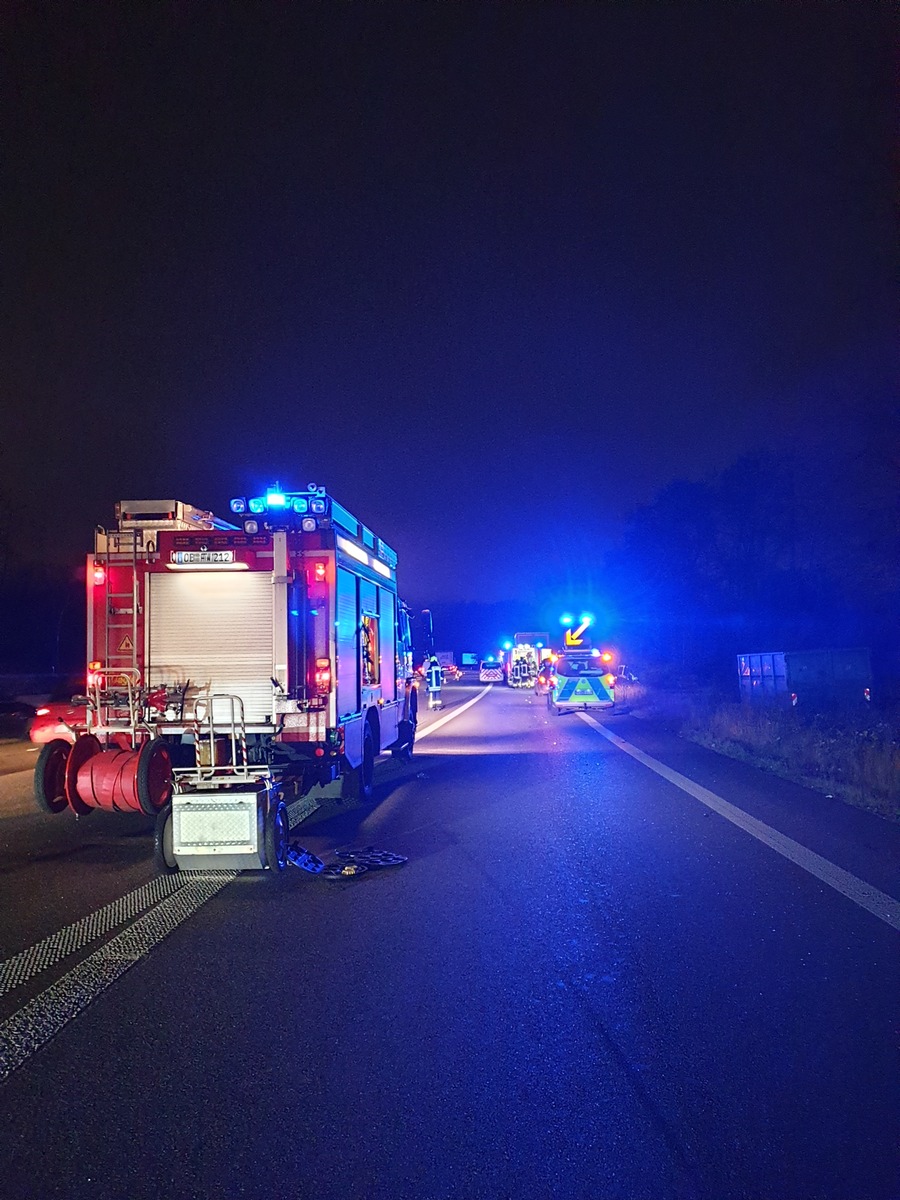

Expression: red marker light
xmin=92 ymin=564 xmax=106 ymax=585
xmin=314 ymin=657 xmax=332 ymax=695
xmin=314 ymin=562 xmax=327 ymax=581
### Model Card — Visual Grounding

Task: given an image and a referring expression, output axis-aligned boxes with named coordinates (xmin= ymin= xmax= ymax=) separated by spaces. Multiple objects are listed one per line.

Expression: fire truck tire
xmin=341 ymin=723 xmax=376 ymax=802
xmin=264 ymin=800 xmax=289 ymax=872
xmin=136 ymin=739 xmax=173 ymax=816
xmin=391 ymin=719 xmax=416 ymax=761
xmin=34 ymin=739 xmax=71 ymax=814
xmin=153 ymin=805 xmax=178 ymax=873
xmin=394 ymin=686 xmax=418 ymax=760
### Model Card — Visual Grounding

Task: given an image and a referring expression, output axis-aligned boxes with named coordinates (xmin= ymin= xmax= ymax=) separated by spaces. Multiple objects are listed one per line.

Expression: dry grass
xmin=628 ymin=685 xmax=899 ymax=822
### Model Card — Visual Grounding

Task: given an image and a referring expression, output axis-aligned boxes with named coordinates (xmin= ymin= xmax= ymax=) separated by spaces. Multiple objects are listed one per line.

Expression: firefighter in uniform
xmin=425 ymin=655 xmax=443 ymax=710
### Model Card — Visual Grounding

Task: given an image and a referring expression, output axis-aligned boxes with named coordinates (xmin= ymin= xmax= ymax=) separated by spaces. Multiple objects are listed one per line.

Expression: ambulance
xmin=546 ymin=649 xmax=616 ymax=715
xmin=32 ymin=485 xmax=417 ymax=872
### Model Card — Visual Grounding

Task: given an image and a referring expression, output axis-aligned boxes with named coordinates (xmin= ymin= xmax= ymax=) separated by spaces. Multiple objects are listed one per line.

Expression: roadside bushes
xmin=632 ymin=687 xmax=899 ymax=822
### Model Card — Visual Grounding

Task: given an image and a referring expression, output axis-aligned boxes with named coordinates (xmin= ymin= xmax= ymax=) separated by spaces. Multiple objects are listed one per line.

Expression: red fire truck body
xmin=35 ymin=487 xmax=417 ymax=872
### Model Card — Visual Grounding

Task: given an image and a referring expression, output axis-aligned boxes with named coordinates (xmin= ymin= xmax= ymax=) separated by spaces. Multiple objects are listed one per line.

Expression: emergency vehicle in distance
xmin=545 ymin=649 xmax=617 ymax=715
xmin=506 ymin=633 xmax=550 ymax=688
xmin=32 ymin=486 xmax=418 ymax=874
xmin=540 ymin=616 xmax=617 ymax=714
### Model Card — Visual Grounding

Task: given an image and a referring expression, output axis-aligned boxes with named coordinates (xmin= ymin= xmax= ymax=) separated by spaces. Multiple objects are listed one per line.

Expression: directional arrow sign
xmin=564 ymin=618 xmax=591 ymax=647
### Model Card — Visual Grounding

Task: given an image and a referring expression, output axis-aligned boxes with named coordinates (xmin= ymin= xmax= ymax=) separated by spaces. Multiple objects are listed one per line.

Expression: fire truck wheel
xmin=153 ymin=805 xmax=178 ymax=873
xmin=264 ymin=800 xmax=289 ymax=872
xmin=34 ymin=739 xmax=71 ymax=814
xmin=391 ymin=719 xmax=416 ymax=761
xmin=136 ymin=739 xmax=173 ymax=816
xmin=341 ymin=723 xmax=376 ymax=802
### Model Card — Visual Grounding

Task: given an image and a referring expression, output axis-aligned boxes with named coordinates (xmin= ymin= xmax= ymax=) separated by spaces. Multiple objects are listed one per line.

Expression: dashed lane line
xmin=0 ymin=872 xmax=237 ymax=1082
xmin=578 ymin=713 xmax=900 ymax=933
xmin=0 ymin=874 xmax=192 ymax=996
xmin=416 ymin=685 xmax=492 ymax=740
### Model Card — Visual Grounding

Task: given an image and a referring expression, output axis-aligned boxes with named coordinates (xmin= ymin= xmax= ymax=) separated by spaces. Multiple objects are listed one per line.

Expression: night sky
xmin=3 ymin=2 xmax=895 ymax=613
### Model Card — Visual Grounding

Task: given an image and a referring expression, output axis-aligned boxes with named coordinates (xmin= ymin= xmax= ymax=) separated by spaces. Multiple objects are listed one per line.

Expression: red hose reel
xmin=36 ymin=735 xmax=172 ymax=816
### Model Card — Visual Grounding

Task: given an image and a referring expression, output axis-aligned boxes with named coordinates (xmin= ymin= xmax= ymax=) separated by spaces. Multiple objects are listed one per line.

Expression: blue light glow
xmin=580 ymin=612 xmax=595 ymax=625
xmin=292 ymin=498 xmax=309 ymax=513
xmin=248 ymin=497 xmax=266 ymax=514
xmin=502 ymin=640 xmax=512 ymax=650
xmin=267 ymin=491 xmax=287 ymax=507
xmin=560 ymin=613 xmax=574 ymax=626
xmin=229 ymin=497 xmax=246 ymax=513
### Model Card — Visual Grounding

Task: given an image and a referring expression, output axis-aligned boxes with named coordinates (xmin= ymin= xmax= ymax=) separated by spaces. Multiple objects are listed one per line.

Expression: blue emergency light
xmin=229 ymin=497 xmax=247 ymax=513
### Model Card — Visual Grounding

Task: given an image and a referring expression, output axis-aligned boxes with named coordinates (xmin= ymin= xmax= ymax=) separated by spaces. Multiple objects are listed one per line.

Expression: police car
xmin=546 ymin=650 xmax=615 ymax=714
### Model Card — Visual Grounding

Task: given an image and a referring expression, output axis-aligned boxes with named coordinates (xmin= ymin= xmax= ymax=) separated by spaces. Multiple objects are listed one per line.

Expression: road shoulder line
xmin=0 ymin=874 xmax=191 ymax=997
xmin=0 ymin=872 xmax=236 ymax=1082
xmin=578 ymin=713 xmax=900 ymax=932
xmin=416 ymin=685 xmax=492 ymax=740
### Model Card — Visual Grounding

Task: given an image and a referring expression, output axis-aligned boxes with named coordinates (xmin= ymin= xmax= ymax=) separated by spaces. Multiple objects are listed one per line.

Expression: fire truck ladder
xmin=97 ymin=528 xmax=141 ymax=683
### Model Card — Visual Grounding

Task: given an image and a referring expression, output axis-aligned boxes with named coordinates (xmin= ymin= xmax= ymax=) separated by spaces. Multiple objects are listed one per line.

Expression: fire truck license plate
xmin=171 ymin=550 xmax=235 ymax=565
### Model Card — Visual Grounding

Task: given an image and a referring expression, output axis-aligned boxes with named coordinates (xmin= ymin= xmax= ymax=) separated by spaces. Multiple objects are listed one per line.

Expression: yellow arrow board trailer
xmin=34 ymin=486 xmax=417 ymax=873
xmin=546 ymin=651 xmax=616 ymax=715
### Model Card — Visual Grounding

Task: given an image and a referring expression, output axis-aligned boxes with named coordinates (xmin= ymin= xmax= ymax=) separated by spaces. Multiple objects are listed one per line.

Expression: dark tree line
xmin=606 ymin=419 xmax=898 ymax=692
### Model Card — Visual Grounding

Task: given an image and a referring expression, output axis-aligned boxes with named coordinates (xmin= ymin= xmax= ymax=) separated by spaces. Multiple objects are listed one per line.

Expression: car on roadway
xmin=546 ymin=651 xmax=616 ymax=715
xmin=29 ymin=690 xmax=87 ymax=745
xmin=0 ymin=698 xmax=37 ymax=739
xmin=478 ymin=661 xmax=504 ymax=683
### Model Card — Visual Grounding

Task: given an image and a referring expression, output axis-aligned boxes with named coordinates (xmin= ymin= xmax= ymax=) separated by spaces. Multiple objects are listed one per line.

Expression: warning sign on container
xmin=117 ymin=635 xmax=134 ymax=652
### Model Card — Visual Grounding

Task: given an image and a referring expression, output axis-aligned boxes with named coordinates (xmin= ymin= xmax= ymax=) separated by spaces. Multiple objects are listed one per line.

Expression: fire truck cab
xmin=33 ymin=486 xmax=417 ymax=872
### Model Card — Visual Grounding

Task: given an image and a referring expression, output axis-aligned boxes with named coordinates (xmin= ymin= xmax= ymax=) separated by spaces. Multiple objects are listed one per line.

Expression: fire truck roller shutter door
xmin=148 ymin=572 xmax=275 ymax=723
xmin=336 ymin=567 xmax=359 ymax=718
xmin=379 ymin=589 xmax=395 ymax=702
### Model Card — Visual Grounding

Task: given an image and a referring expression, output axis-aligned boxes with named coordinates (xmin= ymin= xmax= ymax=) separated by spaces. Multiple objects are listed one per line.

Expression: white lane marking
xmin=416 ymin=685 xmax=493 ymax=740
xmin=0 ymin=875 xmax=192 ymax=996
xmin=0 ymin=872 xmax=237 ymax=1081
xmin=578 ymin=714 xmax=900 ymax=933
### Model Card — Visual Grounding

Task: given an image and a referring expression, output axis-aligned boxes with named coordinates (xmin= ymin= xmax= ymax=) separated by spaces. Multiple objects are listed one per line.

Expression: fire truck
xmin=506 ymin=633 xmax=550 ymax=688
xmin=33 ymin=485 xmax=418 ymax=873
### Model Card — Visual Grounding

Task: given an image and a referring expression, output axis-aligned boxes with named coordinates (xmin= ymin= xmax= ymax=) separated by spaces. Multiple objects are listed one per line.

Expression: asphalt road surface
xmin=0 ymin=682 xmax=897 ymax=1200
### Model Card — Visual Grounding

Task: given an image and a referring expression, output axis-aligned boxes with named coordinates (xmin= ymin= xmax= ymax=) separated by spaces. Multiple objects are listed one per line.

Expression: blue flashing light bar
xmin=560 ymin=613 xmax=574 ymax=627
xmin=267 ymin=491 xmax=287 ymax=508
